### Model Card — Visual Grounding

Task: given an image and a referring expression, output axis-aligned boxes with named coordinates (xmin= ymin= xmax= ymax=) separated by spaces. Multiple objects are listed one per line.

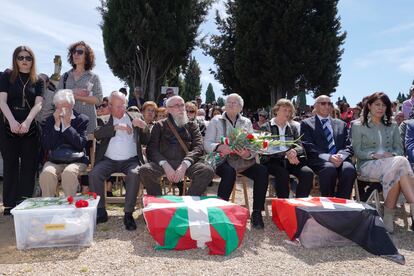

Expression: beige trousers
xmin=39 ymin=161 xmax=87 ymax=197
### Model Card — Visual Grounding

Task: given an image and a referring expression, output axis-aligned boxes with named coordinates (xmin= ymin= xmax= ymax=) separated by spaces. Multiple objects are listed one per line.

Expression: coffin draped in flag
xmin=272 ymin=197 xmax=404 ymax=262
xmin=143 ymin=195 xmax=249 ymax=255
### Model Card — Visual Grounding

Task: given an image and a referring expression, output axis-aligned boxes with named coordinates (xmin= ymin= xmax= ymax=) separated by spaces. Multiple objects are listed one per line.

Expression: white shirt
xmin=105 ymin=114 xmax=137 ymax=160
xmin=270 ymin=118 xmax=289 ymax=151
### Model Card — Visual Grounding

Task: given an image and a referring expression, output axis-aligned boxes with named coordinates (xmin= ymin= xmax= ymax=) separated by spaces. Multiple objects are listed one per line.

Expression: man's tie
xmin=321 ymin=118 xmax=337 ymax=154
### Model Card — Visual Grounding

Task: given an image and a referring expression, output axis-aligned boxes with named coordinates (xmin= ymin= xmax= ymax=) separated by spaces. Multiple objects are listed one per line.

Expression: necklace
xmin=19 ymin=74 xmax=30 ymax=108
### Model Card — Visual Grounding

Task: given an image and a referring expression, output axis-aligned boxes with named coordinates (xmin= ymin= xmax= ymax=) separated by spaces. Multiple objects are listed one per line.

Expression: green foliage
xmin=342 ymin=96 xmax=347 ymax=103
xmin=205 ymin=0 xmax=345 ymax=108
xmin=99 ymin=0 xmax=212 ymax=100
xmin=217 ymin=96 xmax=225 ymax=107
xmin=202 ymin=1 xmax=242 ymax=96
xmin=182 ymin=57 xmax=202 ymax=101
xmin=205 ymin=83 xmax=216 ymax=103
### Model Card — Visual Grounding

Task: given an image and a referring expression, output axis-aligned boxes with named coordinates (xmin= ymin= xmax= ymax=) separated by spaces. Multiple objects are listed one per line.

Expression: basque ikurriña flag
xmin=272 ymin=197 xmax=400 ymax=257
xmin=143 ymin=195 xmax=249 ymax=255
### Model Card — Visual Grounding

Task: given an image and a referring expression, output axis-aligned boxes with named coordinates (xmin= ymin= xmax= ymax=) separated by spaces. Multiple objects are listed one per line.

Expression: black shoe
xmin=124 ymin=213 xmax=137 ymax=231
xmin=3 ymin=207 xmax=12 ymax=216
xmin=96 ymin=208 xmax=108 ymax=224
xmin=251 ymin=210 xmax=264 ymax=229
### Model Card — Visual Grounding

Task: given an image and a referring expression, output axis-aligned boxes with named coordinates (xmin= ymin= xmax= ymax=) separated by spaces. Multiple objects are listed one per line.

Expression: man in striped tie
xmin=300 ymin=95 xmax=356 ymax=199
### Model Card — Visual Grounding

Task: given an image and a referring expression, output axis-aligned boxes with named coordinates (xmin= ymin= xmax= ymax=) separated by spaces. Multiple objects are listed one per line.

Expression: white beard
xmin=173 ymin=112 xmax=189 ymax=127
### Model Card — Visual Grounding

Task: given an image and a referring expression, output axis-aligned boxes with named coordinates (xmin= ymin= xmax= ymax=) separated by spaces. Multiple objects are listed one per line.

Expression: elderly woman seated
xmin=39 ymin=89 xmax=89 ymax=197
xmin=351 ymin=92 xmax=414 ymax=233
xmin=204 ymin=93 xmax=268 ymax=229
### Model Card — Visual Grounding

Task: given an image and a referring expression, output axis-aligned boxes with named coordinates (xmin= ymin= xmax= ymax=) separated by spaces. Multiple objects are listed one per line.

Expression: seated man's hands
xmin=172 ymin=162 xmax=188 ymax=183
xmin=162 ymin=162 xmax=176 ymax=183
xmin=329 ymin=154 xmax=343 ymax=168
xmin=115 ymin=123 xmax=132 ymax=135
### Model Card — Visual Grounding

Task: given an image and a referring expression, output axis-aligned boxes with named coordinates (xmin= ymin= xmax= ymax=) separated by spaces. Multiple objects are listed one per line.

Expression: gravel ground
xmin=1 ymin=179 xmax=414 ymax=276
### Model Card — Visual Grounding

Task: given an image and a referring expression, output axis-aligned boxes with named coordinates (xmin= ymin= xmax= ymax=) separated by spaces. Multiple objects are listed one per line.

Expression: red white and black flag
xmin=272 ymin=197 xmax=404 ymax=263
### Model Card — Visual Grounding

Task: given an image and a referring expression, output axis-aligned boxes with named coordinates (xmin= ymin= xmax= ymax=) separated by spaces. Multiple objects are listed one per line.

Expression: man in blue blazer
xmin=300 ymin=95 xmax=356 ymax=198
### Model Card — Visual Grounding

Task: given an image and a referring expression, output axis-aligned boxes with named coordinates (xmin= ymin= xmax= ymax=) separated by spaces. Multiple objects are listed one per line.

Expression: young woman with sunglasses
xmin=58 ymin=41 xmax=103 ymax=135
xmin=58 ymin=41 xmax=103 ymax=193
xmin=0 ymin=46 xmax=43 ymax=215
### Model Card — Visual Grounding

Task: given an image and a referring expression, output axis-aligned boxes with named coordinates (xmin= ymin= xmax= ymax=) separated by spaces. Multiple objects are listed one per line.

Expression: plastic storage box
xmin=11 ymin=196 xmax=99 ymax=250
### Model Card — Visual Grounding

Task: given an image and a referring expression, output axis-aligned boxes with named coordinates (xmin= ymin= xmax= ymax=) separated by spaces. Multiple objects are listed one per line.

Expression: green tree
xmin=203 ymin=1 xmax=242 ymax=96
xmin=182 ymin=57 xmax=202 ymax=101
xmin=206 ymin=0 xmax=345 ymax=108
xmin=342 ymin=96 xmax=347 ymax=103
xmin=205 ymin=83 xmax=216 ymax=103
xmin=217 ymin=96 xmax=225 ymax=107
xmin=99 ymin=0 xmax=212 ymax=101
xmin=235 ymin=0 xmax=346 ymax=106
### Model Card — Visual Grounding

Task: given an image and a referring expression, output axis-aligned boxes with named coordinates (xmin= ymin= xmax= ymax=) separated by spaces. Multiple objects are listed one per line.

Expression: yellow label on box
xmin=44 ymin=224 xmax=66 ymax=231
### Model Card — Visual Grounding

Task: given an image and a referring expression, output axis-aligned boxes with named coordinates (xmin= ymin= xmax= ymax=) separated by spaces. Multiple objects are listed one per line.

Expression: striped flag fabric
xmin=143 ymin=195 xmax=249 ymax=255
xmin=271 ymin=197 xmax=404 ymax=263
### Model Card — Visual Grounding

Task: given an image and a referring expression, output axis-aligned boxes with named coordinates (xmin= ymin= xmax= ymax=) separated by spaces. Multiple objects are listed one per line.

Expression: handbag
xmin=48 ymin=144 xmax=85 ymax=164
xmin=221 ymin=120 xmax=256 ymax=173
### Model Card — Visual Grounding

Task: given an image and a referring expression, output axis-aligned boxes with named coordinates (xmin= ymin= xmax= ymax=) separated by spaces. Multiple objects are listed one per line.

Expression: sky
xmin=1 ymin=0 xmax=414 ymax=106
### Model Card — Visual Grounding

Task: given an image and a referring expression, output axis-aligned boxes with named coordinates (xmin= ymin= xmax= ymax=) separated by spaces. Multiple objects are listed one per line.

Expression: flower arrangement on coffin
xmin=203 ymin=128 xmax=301 ymax=169
xmin=16 ymin=192 xmax=97 ymax=210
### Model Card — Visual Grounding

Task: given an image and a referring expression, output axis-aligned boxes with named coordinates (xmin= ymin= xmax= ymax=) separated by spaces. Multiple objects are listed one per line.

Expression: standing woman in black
xmin=0 ymin=46 xmax=43 ymax=215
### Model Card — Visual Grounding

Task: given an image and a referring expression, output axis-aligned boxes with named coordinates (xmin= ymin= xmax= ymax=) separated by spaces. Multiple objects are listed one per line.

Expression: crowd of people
xmin=1 ymin=43 xmax=414 ymax=234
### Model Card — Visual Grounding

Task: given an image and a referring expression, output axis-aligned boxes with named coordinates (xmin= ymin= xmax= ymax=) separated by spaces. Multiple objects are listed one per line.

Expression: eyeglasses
xmin=17 ymin=55 xmax=33 ymax=62
xmin=168 ymin=103 xmax=185 ymax=109
xmin=72 ymin=49 xmax=85 ymax=55
xmin=317 ymin=101 xmax=332 ymax=106
xmin=99 ymin=104 xmax=107 ymax=108
xmin=186 ymin=110 xmax=195 ymax=114
xmin=259 ymin=114 xmax=266 ymax=117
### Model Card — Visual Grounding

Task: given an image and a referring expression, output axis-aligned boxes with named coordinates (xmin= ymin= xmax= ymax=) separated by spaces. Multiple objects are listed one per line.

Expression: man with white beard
xmin=140 ymin=95 xmax=214 ymax=195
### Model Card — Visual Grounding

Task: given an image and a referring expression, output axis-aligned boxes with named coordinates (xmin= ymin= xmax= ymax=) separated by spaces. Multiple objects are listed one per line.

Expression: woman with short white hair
xmin=39 ymin=89 xmax=89 ymax=197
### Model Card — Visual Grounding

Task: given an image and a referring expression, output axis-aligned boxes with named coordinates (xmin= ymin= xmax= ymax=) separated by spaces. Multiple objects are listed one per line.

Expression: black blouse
xmin=0 ymin=71 xmax=43 ymax=121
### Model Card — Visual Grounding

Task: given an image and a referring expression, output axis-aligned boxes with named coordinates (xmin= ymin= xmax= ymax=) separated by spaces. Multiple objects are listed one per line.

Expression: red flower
xmin=67 ymin=196 xmax=74 ymax=204
xmin=88 ymin=192 xmax=97 ymax=199
xmin=263 ymin=140 xmax=269 ymax=149
xmin=75 ymin=199 xmax=89 ymax=208
xmin=246 ymin=133 xmax=255 ymax=140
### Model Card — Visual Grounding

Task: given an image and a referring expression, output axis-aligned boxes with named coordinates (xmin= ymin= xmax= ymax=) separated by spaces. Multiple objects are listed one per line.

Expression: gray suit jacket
xmin=94 ymin=112 xmax=150 ymax=164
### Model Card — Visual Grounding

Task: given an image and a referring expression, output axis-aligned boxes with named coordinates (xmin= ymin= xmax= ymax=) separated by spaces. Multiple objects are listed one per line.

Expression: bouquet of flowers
xmin=203 ymin=128 xmax=301 ymax=169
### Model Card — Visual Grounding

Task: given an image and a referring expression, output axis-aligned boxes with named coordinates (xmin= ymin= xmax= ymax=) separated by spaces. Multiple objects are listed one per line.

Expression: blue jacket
xmin=42 ymin=110 xmax=89 ymax=164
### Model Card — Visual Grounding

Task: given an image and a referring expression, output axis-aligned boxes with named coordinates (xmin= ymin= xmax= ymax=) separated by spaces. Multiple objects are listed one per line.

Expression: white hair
xmin=226 ymin=93 xmax=244 ymax=108
xmin=165 ymin=95 xmax=184 ymax=107
xmin=53 ymin=89 xmax=75 ymax=106
xmin=109 ymin=91 xmax=127 ymax=106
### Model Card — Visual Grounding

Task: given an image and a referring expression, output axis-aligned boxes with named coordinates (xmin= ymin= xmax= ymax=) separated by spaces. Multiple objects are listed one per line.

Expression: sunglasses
xmin=259 ymin=114 xmax=266 ymax=117
xmin=72 ymin=49 xmax=85 ymax=55
xmin=318 ymin=101 xmax=332 ymax=106
xmin=99 ymin=104 xmax=108 ymax=108
xmin=186 ymin=110 xmax=195 ymax=114
xmin=17 ymin=55 xmax=33 ymax=62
